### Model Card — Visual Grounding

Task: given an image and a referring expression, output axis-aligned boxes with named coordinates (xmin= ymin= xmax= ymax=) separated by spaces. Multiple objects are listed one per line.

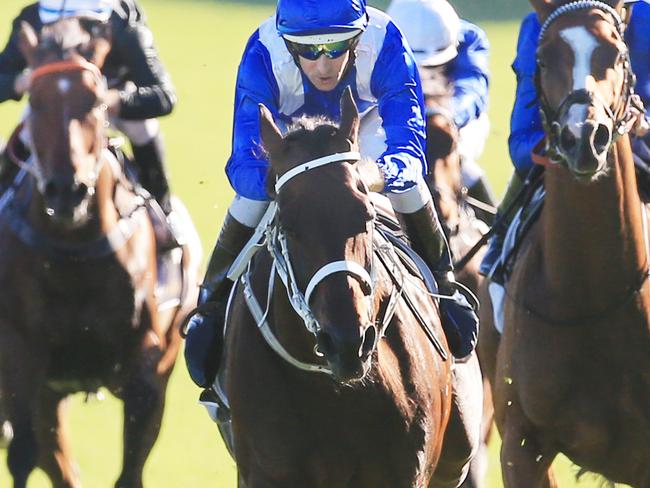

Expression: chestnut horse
xmin=0 ymin=19 xmax=201 ymax=488
xmin=220 ymin=90 xmax=456 ymax=487
xmin=486 ymin=0 xmax=650 ymax=486
xmin=420 ymin=67 xmax=492 ymax=488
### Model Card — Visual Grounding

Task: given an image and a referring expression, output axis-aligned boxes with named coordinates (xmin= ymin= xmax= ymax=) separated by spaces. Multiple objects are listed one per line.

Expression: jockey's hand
xmin=13 ymin=70 xmax=31 ymax=96
xmin=103 ymin=89 xmax=122 ymax=117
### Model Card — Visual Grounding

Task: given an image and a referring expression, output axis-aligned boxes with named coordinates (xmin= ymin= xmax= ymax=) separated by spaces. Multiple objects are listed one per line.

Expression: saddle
xmin=108 ymin=142 xmax=187 ymax=311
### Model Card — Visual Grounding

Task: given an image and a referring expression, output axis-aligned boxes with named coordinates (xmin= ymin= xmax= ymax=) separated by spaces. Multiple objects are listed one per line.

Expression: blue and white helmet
xmin=276 ymin=0 xmax=368 ymax=43
xmin=39 ymin=0 xmax=114 ymax=24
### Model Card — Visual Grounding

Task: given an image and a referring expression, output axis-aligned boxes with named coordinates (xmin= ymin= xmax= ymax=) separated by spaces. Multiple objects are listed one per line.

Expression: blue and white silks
xmin=225 ymin=7 xmax=427 ymax=201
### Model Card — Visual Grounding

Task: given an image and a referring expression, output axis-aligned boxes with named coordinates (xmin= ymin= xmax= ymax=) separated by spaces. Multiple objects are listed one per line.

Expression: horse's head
xmin=19 ymin=18 xmax=111 ymax=224
xmin=260 ymin=88 xmax=378 ymax=382
xmin=420 ymin=66 xmax=461 ymax=222
xmin=531 ymin=0 xmax=634 ymax=179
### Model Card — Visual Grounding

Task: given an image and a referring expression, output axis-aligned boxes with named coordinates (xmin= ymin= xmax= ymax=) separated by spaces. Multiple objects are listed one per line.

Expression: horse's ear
xmin=259 ymin=104 xmax=283 ymax=157
xmin=529 ymin=0 xmax=558 ymax=21
xmin=83 ymin=22 xmax=112 ymax=69
xmin=339 ymin=86 xmax=359 ymax=146
xmin=18 ymin=21 xmax=39 ymax=67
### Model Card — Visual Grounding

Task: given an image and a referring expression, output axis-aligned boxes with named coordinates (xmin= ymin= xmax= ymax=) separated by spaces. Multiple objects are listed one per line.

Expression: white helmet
xmin=39 ymin=0 xmax=114 ymax=24
xmin=387 ymin=0 xmax=461 ymax=66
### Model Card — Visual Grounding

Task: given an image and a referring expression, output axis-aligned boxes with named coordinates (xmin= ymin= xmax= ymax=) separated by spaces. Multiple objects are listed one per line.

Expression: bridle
xmin=25 ymin=58 xmax=108 ymax=195
xmin=231 ymin=151 xmax=378 ymax=376
xmin=536 ymin=0 xmax=637 ymax=161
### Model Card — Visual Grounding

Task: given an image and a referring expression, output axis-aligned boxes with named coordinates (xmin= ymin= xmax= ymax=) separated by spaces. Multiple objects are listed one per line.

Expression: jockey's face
xmin=298 ymin=51 xmax=350 ymax=92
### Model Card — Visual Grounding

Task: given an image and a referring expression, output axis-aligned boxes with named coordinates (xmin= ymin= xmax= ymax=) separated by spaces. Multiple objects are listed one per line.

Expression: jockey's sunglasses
xmin=286 ymin=37 xmax=358 ymax=61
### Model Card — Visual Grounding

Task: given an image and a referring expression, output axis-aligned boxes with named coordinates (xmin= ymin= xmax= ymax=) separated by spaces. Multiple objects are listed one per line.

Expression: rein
xmin=535 ymin=0 xmax=637 ymax=162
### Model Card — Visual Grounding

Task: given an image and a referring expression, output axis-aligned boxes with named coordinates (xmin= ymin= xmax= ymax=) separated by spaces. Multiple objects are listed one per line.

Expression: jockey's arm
xmin=448 ymin=20 xmax=489 ymax=129
xmin=225 ymin=31 xmax=280 ymax=202
xmin=109 ymin=0 xmax=176 ymax=120
xmin=508 ymin=12 xmax=545 ymax=176
xmin=371 ymin=22 xmax=427 ymax=194
xmin=0 ymin=5 xmax=38 ymax=103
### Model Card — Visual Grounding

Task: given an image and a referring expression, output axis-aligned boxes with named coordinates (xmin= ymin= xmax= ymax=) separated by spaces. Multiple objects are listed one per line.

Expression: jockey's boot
xmin=183 ymin=212 xmax=255 ymax=388
xmin=467 ymin=174 xmax=497 ymax=225
xmin=479 ymin=171 xmax=525 ymax=284
xmin=397 ymin=200 xmax=479 ymax=359
xmin=132 ymin=135 xmax=184 ymax=250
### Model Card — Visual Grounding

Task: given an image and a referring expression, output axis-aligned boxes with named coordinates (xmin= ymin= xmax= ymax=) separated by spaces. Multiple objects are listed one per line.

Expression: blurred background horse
xmin=421 ymin=65 xmax=494 ymax=488
xmin=481 ymin=0 xmax=650 ymax=486
xmin=0 ymin=18 xmax=200 ymax=488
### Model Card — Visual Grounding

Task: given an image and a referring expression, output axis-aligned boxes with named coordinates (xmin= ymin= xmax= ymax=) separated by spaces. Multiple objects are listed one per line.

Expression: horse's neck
xmin=29 ymin=164 xmax=119 ymax=242
xmin=541 ymin=136 xmax=647 ymax=302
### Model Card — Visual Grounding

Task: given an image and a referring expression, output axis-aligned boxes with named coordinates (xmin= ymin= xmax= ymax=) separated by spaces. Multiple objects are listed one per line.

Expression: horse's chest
xmin=16 ymin=258 xmax=144 ymax=342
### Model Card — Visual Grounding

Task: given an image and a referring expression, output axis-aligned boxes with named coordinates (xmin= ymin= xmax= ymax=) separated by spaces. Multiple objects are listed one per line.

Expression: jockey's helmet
xmin=387 ymin=0 xmax=460 ymax=67
xmin=39 ymin=0 xmax=113 ymax=24
xmin=276 ymin=0 xmax=368 ymax=46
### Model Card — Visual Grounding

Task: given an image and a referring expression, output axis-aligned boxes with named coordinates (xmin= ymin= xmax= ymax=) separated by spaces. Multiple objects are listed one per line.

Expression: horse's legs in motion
xmin=500 ymin=406 xmax=557 ymax=488
xmin=431 ymin=354 xmax=483 ymax=488
xmin=2 ymin=332 xmax=46 ymax=488
xmin=34 ymin=388 xmax=81 ymax=488
xmin=114 ymin=332 xmax=168 ymax=488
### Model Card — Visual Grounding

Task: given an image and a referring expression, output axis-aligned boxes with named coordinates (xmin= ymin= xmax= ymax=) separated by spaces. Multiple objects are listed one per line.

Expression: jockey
xmin=0 ymin=0 xmax=183 ymax=248
xmin=387 ymin=0 xmax=496 ymax=222
xmin=481 ymin=0 xmax=650 ymax=283
xmin=185 ymin=0 xmax=479 ymax=388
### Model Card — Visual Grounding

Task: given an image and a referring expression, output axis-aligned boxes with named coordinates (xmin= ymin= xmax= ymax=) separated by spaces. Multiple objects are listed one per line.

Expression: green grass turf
xmin=0 ymin=1 xmax=630 ymax=486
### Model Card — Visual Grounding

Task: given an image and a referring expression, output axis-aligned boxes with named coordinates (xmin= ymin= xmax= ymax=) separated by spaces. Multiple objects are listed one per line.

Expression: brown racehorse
xmin=484 ymin=0 xmax=650 ymax=486
xmin=421 ymin=67 xmax=493 ymax=488
xmin=0 ymin=19 xmax=201 ymax=488
xmin=220 ymin=89 xmax=455 ymax=487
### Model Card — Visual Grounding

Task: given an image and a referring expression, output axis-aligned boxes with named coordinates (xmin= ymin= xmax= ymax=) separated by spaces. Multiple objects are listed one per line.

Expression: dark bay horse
xmin=221 ymin=89 xmax=456 ymax=487
xmin=486 ymin=0 xmax=650 ymax=485
xmin=421 ymin=67 xmax=492 ymax=488
xmin=0 ymin=19 xmax=201 ymax=487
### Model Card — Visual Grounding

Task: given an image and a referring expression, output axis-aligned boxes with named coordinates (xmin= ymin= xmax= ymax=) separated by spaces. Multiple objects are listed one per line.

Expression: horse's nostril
xmin=44 ymin=181 xmax=58 ymax=199
xmin=316 ymin=331 xmax=335 ymax=358
xmin=359 ymin=326 xmax=376 ymax=359
xmin=592 ymin=124 xmax=611 ymax=154
xmin=73 ymin=182 xmax=89 ymax=201
xmin=560 ymin=127 xmax=577 ymax=151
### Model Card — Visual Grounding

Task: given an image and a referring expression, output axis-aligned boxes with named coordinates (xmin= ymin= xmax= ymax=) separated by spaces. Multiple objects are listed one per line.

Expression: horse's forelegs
xmin=500 ymin=412 xmax=557 ymax=488
xmin=114 ymin=339 xmax=168 ymax=488
xmin=1 ymin=335 xmax=46 ymax=488
xmin=431 ymin=354 xmax=483 ymax=488
xmin=34 ymin=389 xmax=81 ymax=488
